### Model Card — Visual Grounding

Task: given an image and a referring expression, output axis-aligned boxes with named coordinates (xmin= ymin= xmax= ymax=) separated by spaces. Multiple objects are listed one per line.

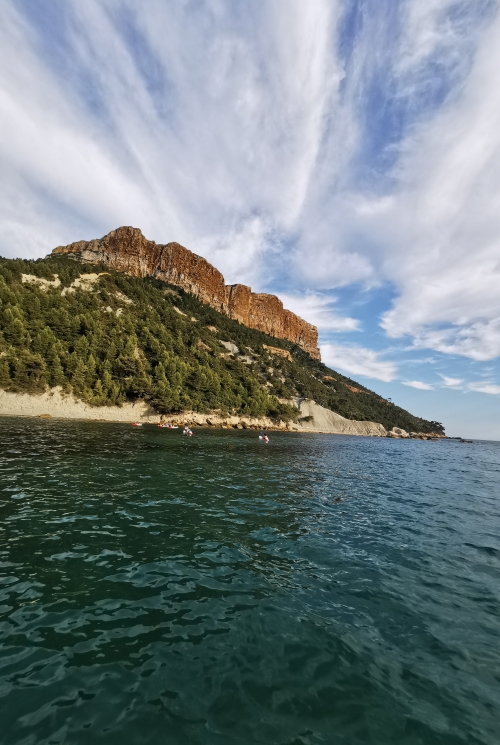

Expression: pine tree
xmin=92 ymin=379 xmax=106 ymax=405
xmin=0 ymin=356 xmax=10 ymax=386
xmin=47 ymin=349 xmax=66 ymax=388
xmin=3 ymin=317 xmax=30 ymax=347
xmin=10 ymin=351 xmax=47 ymax=392
xmin=71 ymin=357 xmax=87 ymax=394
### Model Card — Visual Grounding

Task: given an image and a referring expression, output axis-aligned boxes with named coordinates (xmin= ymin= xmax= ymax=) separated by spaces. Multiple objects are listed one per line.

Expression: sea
xmin=0 ymin=419 xmax=499 ymax=745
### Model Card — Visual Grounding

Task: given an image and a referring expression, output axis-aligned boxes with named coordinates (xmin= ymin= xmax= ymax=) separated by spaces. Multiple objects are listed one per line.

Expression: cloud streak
xmin=321 ymin=343 xmax=397 ymax=382
xmin=278 ymin=294 xmax=360 ymax=332
xmin=440 ymin=375 xmax=464 ymax=388
xmin=403 ymin=380 xmax=434 ymax=390
xmin=468 ymin=382 xmax=500 ymax=395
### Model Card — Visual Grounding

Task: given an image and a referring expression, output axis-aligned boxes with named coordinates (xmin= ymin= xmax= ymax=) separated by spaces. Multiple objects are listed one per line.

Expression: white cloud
xmin=396 ymin=0 xmax=481 ymax=81
xmin=468 ymin=382 xmax=500 ymax=395
xmin=278 ymin=293 xmax=360 ymax=332
xmin=320 ymin=343 xmax=397 ymax=382
xmin=403 ymin=380 xmax=434 ymax=390
xmin=440 ymin=375 xmax=464 ymax=387
xmin=291 ymin=1 xmax=500 ymax=360
xmin=401 ymin=320 xmax=500 ymax=363
xmin=193 ymin=216 xmax=272 ymax=288
xmin=376 ymin=9 xmax=500 ymax=360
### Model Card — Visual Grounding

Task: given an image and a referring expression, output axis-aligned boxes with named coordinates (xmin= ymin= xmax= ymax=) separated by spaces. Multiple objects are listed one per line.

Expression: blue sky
xmin=1 ymin=0 xmax=500 ymax=438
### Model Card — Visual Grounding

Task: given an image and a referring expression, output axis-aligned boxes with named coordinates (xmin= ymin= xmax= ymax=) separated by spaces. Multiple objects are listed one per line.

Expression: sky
xmin=1 ymin=0 xmax=500 ymax=439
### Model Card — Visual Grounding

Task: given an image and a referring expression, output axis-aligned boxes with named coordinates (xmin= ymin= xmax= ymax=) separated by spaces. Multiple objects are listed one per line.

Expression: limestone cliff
xmin=294 ymin=399 xmax=386 ymax=436
xmin=53 ymin=227 xmax=320 ymax=359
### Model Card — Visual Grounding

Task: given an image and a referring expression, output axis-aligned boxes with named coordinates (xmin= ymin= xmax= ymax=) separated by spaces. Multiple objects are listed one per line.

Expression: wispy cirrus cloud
xmin=278 ymin=294 xmax=360 ymax=332
xmin=321 ymin=343 xmax=397 ymax=382
xmin=295 ymin=0 xmax=500 ymax=362
xmin=439 ymin=375 xmax=464 ymax=388
xmin=468 ymin=382 xmax=500 ymax=395
xmin=403 ymin=380 xmax=434 ymax=390
xmin=374 ymin=6 xmax=500 ymax=360
xmin=403 ymin=377 xmax=500 ymax=394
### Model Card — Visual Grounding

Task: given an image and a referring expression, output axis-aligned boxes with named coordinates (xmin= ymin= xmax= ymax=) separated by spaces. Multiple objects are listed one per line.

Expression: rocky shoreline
xmin=0 ymin=388 xmax=447 ymax=439
xmin=0 ymin=388 xmax=387 ymax=436
xmin=386 ymin=426 xmax=446 ymax=440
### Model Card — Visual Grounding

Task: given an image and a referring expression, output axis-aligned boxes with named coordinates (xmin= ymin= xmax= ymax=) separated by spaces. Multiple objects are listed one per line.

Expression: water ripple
xmin=0 ymin=419 xmax=499 ymax=744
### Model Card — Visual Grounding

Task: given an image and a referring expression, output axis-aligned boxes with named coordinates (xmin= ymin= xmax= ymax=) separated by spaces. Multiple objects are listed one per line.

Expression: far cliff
xmin=53 ymin=227 xmax=320 ymax=359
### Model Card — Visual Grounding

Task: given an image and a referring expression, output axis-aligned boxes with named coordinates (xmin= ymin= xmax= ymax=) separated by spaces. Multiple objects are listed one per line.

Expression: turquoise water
xmin=0 ymin=420 xmax=499 ymax=745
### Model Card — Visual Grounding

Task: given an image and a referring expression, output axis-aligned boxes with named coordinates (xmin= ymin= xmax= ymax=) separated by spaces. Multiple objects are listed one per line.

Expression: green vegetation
xmin=0 ymin=254 xmax=444 ymax=433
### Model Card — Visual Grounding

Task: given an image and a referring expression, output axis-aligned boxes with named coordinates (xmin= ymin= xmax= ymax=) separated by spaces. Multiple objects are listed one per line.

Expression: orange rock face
xmin=53 ymin=226 xmax=320 ymax=359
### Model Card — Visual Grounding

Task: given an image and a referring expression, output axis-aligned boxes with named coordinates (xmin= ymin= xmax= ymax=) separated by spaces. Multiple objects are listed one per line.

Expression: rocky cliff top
xmin=53 ymin=227 xmax=320 ymax=359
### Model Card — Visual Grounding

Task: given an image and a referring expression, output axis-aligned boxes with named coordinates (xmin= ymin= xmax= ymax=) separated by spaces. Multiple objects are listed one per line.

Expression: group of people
xmin=133 ymin=421 xmax=269 ymax=442
xmin=158 ymin=418 xmax=193 ymax=436
xmin=133 ymin=419 xmax=194 ymax=436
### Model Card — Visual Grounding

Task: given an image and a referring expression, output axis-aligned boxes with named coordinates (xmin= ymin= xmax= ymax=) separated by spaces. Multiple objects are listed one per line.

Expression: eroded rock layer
xmin=53 ymin=226 xmax=320 ymax=358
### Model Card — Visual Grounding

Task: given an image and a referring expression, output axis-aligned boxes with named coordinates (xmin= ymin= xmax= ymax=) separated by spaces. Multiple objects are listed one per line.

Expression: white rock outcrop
xmin=0 ymin=388 xmax=155 ymax=422
xmin=293 ymin=399 xmax=386 ymax=437
xmin=220 ymin=341 xmax=239 ymax=354
xmin=387 ymin=427 xmax=410 ymax=438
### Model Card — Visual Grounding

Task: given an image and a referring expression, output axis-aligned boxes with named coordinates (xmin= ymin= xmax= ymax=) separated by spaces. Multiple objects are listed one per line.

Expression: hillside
xmin=0 ymin=254 xmax=444 ymax=434
xmin=53 ymin=226 xmax=320 ymax=359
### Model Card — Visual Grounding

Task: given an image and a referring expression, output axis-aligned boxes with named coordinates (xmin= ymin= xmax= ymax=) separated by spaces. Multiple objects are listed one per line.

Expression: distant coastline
xmin=0 ymin=388 xmax=388 ymax=436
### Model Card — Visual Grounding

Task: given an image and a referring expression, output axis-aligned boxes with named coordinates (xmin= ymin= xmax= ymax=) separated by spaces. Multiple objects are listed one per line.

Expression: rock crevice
xmin=53 ymin=227 xmax=320 ymax=359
